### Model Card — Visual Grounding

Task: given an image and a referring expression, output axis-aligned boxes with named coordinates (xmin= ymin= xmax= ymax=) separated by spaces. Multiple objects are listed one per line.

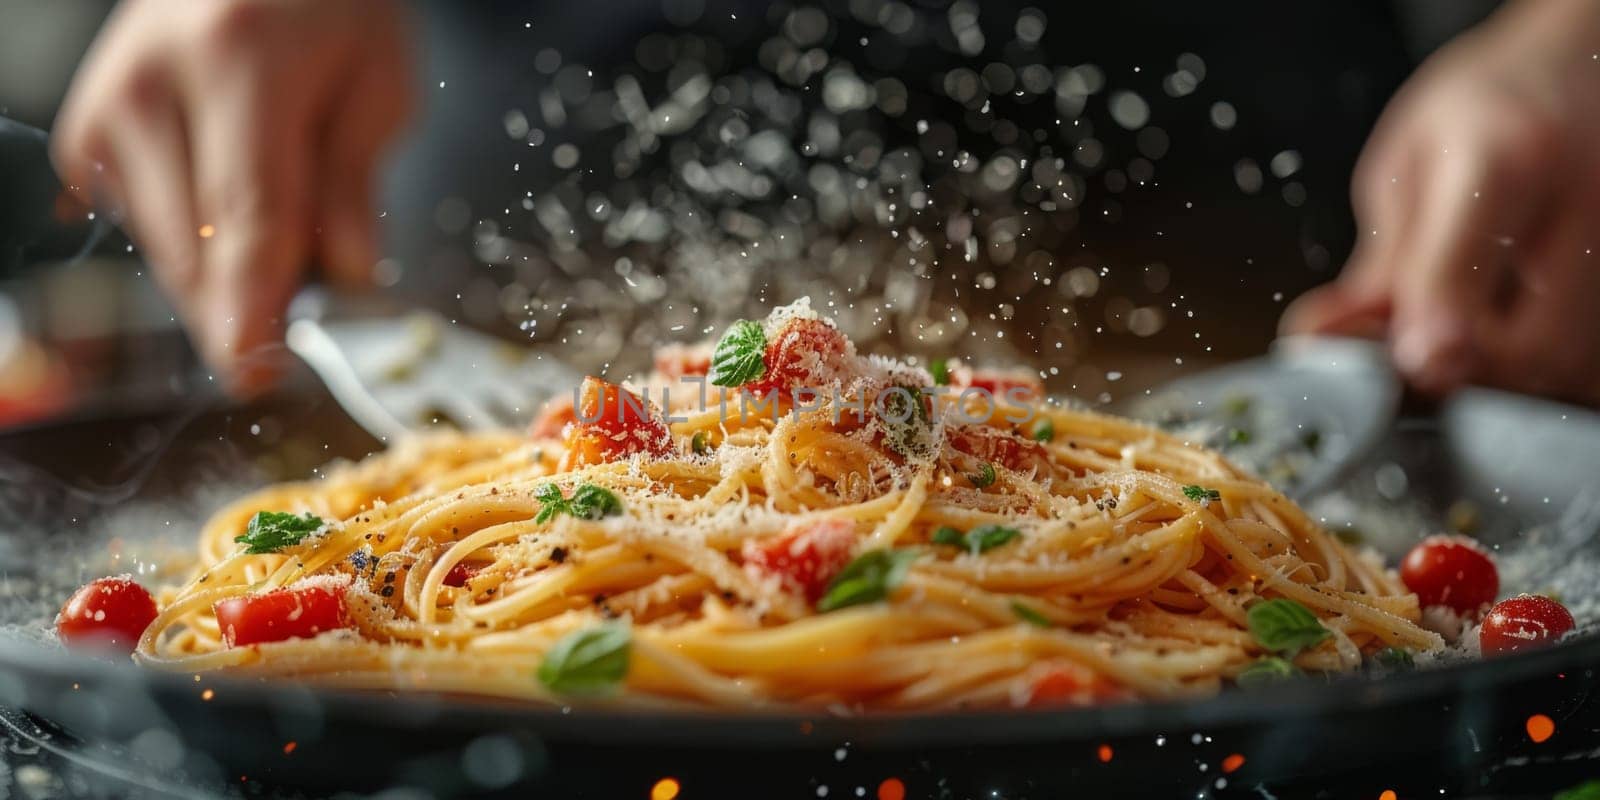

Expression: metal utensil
xmin=285 ymin=288 xmax=582 ymax=441
xmin=1121 ymin=335 xmax=1400 ymax=499
xmin=291 ymin=288 xmax=1398 ymax=494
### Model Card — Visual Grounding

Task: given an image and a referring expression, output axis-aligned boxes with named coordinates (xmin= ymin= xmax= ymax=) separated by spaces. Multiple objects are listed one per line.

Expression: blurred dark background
xmin=0 ymin=0 xmax=1500 ymax=429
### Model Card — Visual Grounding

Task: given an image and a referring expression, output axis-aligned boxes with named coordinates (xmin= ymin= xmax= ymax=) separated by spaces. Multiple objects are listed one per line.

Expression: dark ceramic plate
xmin=2 ymin=384 xmax=1599 ymax=798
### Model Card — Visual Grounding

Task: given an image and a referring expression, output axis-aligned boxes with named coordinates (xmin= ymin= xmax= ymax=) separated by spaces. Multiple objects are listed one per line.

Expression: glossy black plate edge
xmin=3 ymin=629 xmax=1595 ymax=750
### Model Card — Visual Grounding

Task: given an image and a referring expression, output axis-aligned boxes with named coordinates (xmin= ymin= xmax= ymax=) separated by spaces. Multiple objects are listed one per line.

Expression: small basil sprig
xmin=1247 ymin=598 xmax=1331 ymax=654
xmin=1372 ymin=646 xmax=1414 ymax=671
xmin=967 ymin=462 xmax=997 ymax=488
xmin=930 ymin=524 xmax=1021 ymax=556
xmin=535 ymin=483 xmax=624 ymax=523
xmin=1182 ymin=484 xmax=1222 ymax=503
xmin=928 ymin=358 xmax=950 ymax=386
xmin=234 ymin=511 xmax=325 ymax=554
xmin=816 ymin=549 xmax=920 ymax=612
xmin=708 ymin=319 xmax=766 ymax=387
xmin=1236 ymin=656 xmax=1300 ymax=688
xmin=1031 ymin=418 xmax=1055 ymax=442
xmin=537 ymin=623 xmax=631 ymax=695
xmin=690 ymin=431 xmax=711 ymax=455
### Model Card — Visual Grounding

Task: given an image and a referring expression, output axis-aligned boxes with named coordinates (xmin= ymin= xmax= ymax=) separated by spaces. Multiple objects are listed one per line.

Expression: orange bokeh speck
xmin=650 ymin=777 xmax=681 ymax=800
xmin=1527 ymin=714 xmax=1556 ymax=743
xmin=1221 ymin=753 xmax=1245 ymax=773
xmin=1379 ymin=790 xmax=1398 ymax=800
xmin=1096 ymin=744 xmax=1113 ymax=763
xmin=877 ymin=777 xmax=906 ymax=800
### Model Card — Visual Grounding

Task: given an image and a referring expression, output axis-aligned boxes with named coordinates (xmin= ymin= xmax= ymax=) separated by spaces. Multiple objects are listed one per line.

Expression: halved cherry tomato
xmin=745 ymin=318 xmax=852 ymax=400
xmin=948 ymin=423 xmax=1052 ymax=475
xmin=1400 ymin=535 xmax=1498 ymax=614
xmin=528 ymin=396 xmax=576 ymax=440
xmin=57 ymin=576 xmax=158 ymax=654
xmin=559 ymin=376 xmax=675 ymax=469
xmin=1480 ymin=595 xmax=1574 ymax=656
xmin=444 ymin=563 xmax=480 ymax=588
xmin=214 ymin=584 xmax=348 ymax=647
xmin=741 ymin=519 xmax=858 ymax=603
xmin=1021 ymin=661 xmax=1124 ymax=707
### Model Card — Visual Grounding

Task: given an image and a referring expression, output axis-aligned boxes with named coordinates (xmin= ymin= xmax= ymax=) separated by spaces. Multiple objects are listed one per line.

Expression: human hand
xmin=53 ymin=0 xmax=415 ymax=393
xmin=1282 ymin=0 xmax=1600 ymax=404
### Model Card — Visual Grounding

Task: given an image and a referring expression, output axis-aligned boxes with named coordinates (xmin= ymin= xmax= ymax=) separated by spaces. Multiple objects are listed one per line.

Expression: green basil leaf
xmin=966 ymin=524 xmax=1021 ymax=554
xmin=234 ymin=511 xmax=325 ymax=554
xmin=1247 ymin=598 xmax=1331 ymax=654
xmin=537 ymin=623 xmax=631 ymax=696
xmin=536 ymin=483 xmax=623 ymax=523
xmin=1182 ymin=484 xmax=1222 ymax=503
xmin=930 ymin=526 xmax=966 ymax=548
xmin=570 ymin=484 xmax=625 ymax=520
xmin=928 ymin=358 xmax=950 ymax=386
xmin=534 ymin=483 xmax=567 ymax=524
xmin=1031 ymin=418 xmax=1055 ymax=442
xmin=1226 ymin=428 xmax=1251 ymax=445
xmin=816 ymin=549 xmax=919 ymax=612
xmin=1373 ymin=646 xmax=1414 ymax=671
xmin=691 ymin=431 xmax=711 ymax=455
xmin=1010 ymin=601 xmax=1052 ymax=628
xmin=1235 ymin=656 xmax=1300 ymax=688
xmin=968 ymin=462 xmax=996 ymax=488
xmin=708 ymin=319 xmax=767 ymax=387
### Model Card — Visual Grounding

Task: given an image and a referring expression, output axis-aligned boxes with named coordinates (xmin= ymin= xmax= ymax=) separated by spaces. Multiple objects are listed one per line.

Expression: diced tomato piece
xmin=745 ymin=318 xmax=853 ymax=400
xmin=653 ymin=343 xmax=713 ymax=380
xmin=57 ymin=576 xmax=159 ymax=654
xmin=444 ymin=563 xmax=480 ymax=588
xmin=1400 ymin=535 xmax=1499 ymax=615
xmin=1480 ymin=595 xmax=1574 ymax=656
xmin=214 ymin=584 xmax=348 ymax=647
xmin=741 ymin=519 xmax=858 ymax=603
xmin=1021 ymin=661 xmax=1125 ymax=707
xmin=952 ymin=365 xmax=1044 ymax=404
xmin=528 ymin=396 xmax=576 ymax=440
xmin=560 ymin=376 xmax=675 ymax=469
xmin=948 ymin=423 xmax=1052 ymax=475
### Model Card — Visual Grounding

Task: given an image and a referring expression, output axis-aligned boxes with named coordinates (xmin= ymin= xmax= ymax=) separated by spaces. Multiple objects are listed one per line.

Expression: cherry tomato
xmin=57 ymin=576 xmax=158 ymax=654
xmin=1480 ymin=595 xmax=1575 ymax=656
xmin=948 ymin=424 xmax=1052 ymax=475
xmin=443 ymin=563 xmax=480 ymax=588
xmin=214 ymin=584 xmax=348 ymax=647
xmin=560 ymin=376 xmax=674 ymax=469
xmin=1022 ymin=661 xmax=1124 ymax=707
xmin=1400 ymin=535 xmax=1499 ymax=614
xmin=745 ymin=318 xmax=852 ymax=400
xmin=742 ymin=519 xmax=858 ymax=603
xmin=527 ymin=396 xmax=576 ymax=440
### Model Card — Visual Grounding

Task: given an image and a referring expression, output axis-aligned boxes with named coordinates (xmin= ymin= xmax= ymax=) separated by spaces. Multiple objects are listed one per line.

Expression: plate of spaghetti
xmin=47 ymin=300 xmax=1581 ymax=715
